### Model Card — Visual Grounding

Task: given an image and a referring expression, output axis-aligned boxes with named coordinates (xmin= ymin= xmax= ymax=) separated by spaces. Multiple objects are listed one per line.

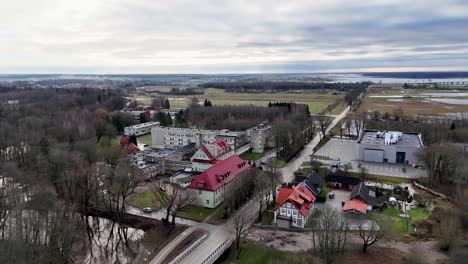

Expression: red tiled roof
xmin=275 ymin=182 xmax=316 ymax=217
xmin=342 ymin=198 xmax=367 ymax=214
xmin=126 ymin=143 xmax=140 ymax=154
xmin=120 ymin=136 xmax=129 ymax=146
xmin=187 ymin=155 xmax=250 ymax=191
xmin=197 ymin=139 xmax=233 ymax=163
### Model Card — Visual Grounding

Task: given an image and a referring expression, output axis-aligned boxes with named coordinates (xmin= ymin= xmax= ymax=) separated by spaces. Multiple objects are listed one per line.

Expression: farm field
xmin=358 ymin=88 xmax=468 ymax=116
xmin=130 ymin=88 xmax=343 ymax=114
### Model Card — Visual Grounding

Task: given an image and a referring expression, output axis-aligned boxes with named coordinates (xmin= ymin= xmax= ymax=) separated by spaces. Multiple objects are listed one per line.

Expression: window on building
xmin=280 ymin=208 xmax=285 ymax=215
xmin=206 ymin=200 xmax=209 ymax=204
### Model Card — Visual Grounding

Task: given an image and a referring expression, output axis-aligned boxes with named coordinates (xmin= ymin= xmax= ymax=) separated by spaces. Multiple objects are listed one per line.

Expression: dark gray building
xmin=355 ymin=130 xmax=423 ymax=164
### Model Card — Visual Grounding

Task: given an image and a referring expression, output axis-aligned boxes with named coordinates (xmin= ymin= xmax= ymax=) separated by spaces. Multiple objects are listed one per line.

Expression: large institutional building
xmin=124 ymin=121 xmax=160 ymax=136
xmin=190 ymin=139 xmax=235 ymax=172
xmin=355 ymin=130 xmax=423 ymax=164
xmin=187 ymin=155 xmax=250 ymax=208
xmin=151 ymin=123 xmax=272 ymax=153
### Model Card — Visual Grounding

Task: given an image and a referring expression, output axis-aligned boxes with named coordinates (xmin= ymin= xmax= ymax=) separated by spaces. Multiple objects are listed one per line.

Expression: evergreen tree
xmin=204 ymin=99 xmax=212 ymax=107
xmin=450 ymin=121 xmax=456 ymax=130
xmin=166 ymin=113 xmax=173 ymax=126
xmin=163 ymin=99 xmax=171 ymax=109
xmin=175 ymin=110 xmax=185 ymax=125
xmin=155 ymin=112 xmax=168 ymax=126
xmin=110 ymin=115 xmax=124 ymax=132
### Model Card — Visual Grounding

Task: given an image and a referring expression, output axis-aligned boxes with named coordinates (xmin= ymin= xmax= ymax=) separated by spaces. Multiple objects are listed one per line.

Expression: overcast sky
xmin=2 ymin=0 xmax=468 ymax=74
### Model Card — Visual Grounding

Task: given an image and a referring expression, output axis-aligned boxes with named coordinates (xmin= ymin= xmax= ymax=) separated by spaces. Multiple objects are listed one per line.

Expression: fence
xmin=201 ymin=239 xmax=232 ymax=264
xmin=170 ymin=233 xmax=210 ymax=264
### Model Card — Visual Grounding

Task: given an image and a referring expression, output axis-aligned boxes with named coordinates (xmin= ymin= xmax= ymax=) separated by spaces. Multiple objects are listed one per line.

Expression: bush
xmin=316 ymin=191 xmax=328 ymax=202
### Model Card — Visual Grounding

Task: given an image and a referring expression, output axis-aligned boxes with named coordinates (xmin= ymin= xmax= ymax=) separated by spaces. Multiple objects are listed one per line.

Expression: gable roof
xmin=187 ymin=155 xmax=250 ymax=191
xmin=303 ymin=172 xmax=324 ymax=195
xmin=350 ymin=182 xmax=375 ymax=206
xmin=343 ymin=198 xmax=368 ymax=214
xmin=192 ymin=139 xmax=233 ymax=164
xmin=275 ymin=182 xmax=316 ymax=217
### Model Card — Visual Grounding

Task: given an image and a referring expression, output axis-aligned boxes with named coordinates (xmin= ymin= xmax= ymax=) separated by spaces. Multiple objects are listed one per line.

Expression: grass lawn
xmin=370 ymin=206 xmax=431 ymax=236
xmin=206 ymin=205 xmax=229 ymax=225
xmin=241 ymin=151 xmax=265 ymax=160
xmin=127 ymin=189 xmax=162 ymax=210
xmin=137 ymin=134 xmax=152 ymax=145
xmin=275 ymin=159 xmax=287 ymax=168
xmin=348 ymin=171 xmax=412 ymax=185
xmin=301 ymin=161 xmax=311 ymax=167
xmin=176 ymin=206 xmax=214 ymax=222
xmin=220 ymin=240 xmax=311 ymax=264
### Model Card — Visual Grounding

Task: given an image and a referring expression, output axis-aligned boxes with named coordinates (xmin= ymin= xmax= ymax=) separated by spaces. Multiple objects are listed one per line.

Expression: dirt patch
xmin=245 ymin=229 xmax=313 ymax=252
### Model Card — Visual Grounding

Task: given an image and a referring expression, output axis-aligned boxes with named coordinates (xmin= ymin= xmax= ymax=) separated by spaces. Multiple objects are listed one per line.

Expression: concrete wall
xmin=355 ymin=143 xmax=421 ymax=164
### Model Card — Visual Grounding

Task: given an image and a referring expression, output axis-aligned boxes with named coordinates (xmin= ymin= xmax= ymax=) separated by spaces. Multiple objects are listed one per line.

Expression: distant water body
xmin=327 ymin=72 xmax=468 ymax=84
xmin=1 ymin=72 xmax=468 ymax=84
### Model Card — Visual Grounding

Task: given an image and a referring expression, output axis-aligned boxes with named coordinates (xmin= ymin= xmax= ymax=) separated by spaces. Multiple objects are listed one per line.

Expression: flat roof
xmin=357 ymin=130 xmax=422 ymax=148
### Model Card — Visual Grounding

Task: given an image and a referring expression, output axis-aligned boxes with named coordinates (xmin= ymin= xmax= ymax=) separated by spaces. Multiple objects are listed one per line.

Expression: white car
xmin=142 ymin=207 xmax=153 ymax=213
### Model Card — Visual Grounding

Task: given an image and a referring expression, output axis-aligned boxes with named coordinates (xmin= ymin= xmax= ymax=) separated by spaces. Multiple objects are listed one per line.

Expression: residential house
xmin=190 ymin=139 xmax=234 ymax=172
xmin=326 ymin=173 xmax=361 ymax=191
xmin=274 ymin=182 xmax=316 ymax=228
xmin=342 ymin=182 xmax=376 ymax=214
xmin=187 ymin=155 xmax=250 ymax=208
xmin=303 ymin=172 xmax=324 ymax=196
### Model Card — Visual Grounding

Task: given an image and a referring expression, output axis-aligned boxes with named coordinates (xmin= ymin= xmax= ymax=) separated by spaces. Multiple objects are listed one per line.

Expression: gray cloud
xmin=1 ymin=0 xmax=468 ymax=73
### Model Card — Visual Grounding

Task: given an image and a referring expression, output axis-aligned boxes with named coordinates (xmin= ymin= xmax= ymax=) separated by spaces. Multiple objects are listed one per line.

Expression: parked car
xmin=328 ymin=192 xmax=335 ymax=199
xmin=142 ymin=207 xmax=153 ymax=213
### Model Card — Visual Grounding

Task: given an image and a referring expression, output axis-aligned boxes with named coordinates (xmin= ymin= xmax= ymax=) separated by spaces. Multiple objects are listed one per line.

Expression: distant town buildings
xmin=124 ymin=121 xmax=160 ymax=136
xmin=190 ymin=139 xmax=235 ymax=172
xmin=355 ymin=129 xmax=423 ymax=164
xmin=187 ymin=155 xmax=250 ymax=208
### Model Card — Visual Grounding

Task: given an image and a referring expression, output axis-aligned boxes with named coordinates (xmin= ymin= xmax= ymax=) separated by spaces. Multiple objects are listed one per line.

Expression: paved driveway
xmin=314 ymin=138 xmax=356 ymax=162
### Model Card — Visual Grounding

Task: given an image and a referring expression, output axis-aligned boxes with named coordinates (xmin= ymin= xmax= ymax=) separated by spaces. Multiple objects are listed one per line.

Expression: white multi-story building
xmin=151 ymin=126 xmax=247 ymax=150
xmin=246 ymin=122 xmax=274 ymax=153
xmin=124 ymin=121 xmax=160 ymax=136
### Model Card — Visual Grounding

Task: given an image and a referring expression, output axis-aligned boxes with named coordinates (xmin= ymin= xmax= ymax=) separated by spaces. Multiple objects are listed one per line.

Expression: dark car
xmin=142 ymin=207 xmax=153 ymax=213
xmin=328 ymin=192 xmax=335 ymax=199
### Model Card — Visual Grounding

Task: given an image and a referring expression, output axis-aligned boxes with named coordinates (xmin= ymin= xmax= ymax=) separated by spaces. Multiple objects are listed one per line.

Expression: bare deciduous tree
xmin=312 ymin=209 xmax=349 ymax=264
xmin=233 ymin=213 xmax=250 ymax=250
xmin=358 ymin=220 xmax=384 ymax=253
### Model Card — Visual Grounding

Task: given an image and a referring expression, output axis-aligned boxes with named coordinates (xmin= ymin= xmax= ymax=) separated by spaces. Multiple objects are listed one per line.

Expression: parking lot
xmin=350 ymin=161 xmax=426 ymax=178
xmin=313 ymin=137 xmax=426 ymax=179
xmin=314 ymin=138 xmax=356 ymax=162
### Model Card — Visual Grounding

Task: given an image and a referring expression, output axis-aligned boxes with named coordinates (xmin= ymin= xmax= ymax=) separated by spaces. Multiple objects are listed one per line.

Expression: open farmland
xmin=131 ymin=88 xmax=345 ymax=114
xmin=358 ymin=88 xmax=468 ymax=116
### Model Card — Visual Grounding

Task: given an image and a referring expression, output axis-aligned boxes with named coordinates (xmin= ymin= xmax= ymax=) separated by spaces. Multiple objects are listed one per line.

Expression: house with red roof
xmin=274 ymin=182 xmax=316 ymax=228
xmin=187 ymin=154 xmax=250 ymax=208
xmin=342 ymin=182 xmax=375 ymax=215
xmin=190 ymin=139 xmax=234 ymax=172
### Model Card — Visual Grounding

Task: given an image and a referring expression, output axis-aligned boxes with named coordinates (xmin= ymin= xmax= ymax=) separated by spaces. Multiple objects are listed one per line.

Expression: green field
xmin=348 ymin=171 xmax=412 ymax=185
xmin=130 ymin=89 xmax=342 ymax=114
xmin=176 ymin=206 xmax=214 ymax=222
xmin=127 ymin=189 xmax=162 ymax=210
xmin=220 ymin=240 xmax=311 ymax=264
xmin=241 ymin=151 xmax=265 ymax=160
xmin=138 ymin=134 xmax=152 ymax=145
xmin=370 ymin=207 xmax=431 ymax=235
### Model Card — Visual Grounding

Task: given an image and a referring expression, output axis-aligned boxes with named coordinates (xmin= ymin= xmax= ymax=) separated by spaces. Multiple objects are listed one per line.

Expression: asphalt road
xmin=279 ymin=106 xmax=350 ymax=183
